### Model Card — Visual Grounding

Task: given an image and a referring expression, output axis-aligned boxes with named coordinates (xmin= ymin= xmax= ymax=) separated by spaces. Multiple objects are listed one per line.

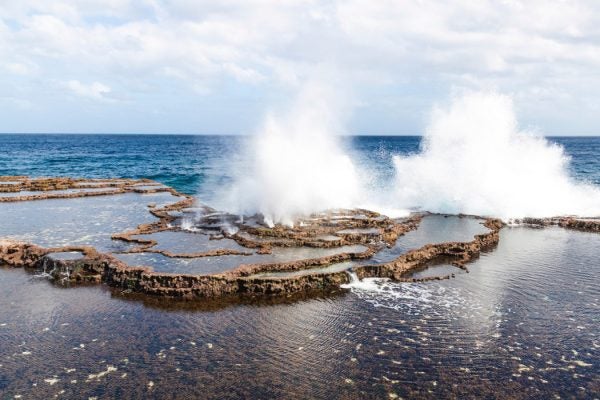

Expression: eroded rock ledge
xmin=0 ymin=219 xmax=503 ymax=300
xmin=0 ymin=176 xmax=184 ymax=202
xmin=0 ymin=175 xmax=511 ymax=300
xmin=357 ymin=218 xmax=503 ymax=282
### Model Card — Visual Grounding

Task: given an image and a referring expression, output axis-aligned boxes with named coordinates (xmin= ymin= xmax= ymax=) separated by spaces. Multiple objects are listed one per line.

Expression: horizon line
xmin=1 ymin=132 xmax=600 ymax=138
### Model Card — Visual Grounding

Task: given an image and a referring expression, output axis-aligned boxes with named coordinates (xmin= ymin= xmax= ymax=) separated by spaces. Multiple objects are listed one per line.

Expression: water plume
xmin=223 ymin=82 xmax=361 ymax=227
xmin=392 ymin=92 xmax=600 ymax=220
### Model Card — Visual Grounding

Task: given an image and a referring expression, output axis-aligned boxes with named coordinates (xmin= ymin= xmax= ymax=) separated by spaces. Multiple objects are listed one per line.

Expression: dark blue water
xmin=0 ymin=134 xmax=241 ymax=196
xmin=1 ymin=134 xmax=599 ymax=197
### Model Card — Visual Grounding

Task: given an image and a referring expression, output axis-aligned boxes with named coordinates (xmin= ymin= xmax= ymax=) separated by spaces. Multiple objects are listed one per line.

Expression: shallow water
xmin=132 ymin=231 xmax=250 ymax=254
xmin=0 ymin=192 xmax=182 ymax=252
xmin=113 ymin=244 xmax=368 ymax=275
xmin=252 ymin=260 xmax=357 ymax=279
xmin=372 ymin=215 xmax=489 ymax=263
xmin=130 ymin=185 xmax=169 ymax=191
xmin=0 ymin=226 xmax=598 ymax=399
xmin=45 ymin=252 xmax=85 ymax=261
xmin=408 ymin=263 xmax=464 ymax=279
xmin=73 ymin=180 xmax=130 ymax=187
xmin=251 ymin=215 xmax=490 ymax=279
xmin=0 ymin=187 xmax=121 ymax=198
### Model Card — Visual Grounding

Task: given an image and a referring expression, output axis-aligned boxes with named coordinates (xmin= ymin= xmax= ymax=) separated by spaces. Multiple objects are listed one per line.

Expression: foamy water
xmin=392 ymin=92 xmax=600 ymax=219
xmin=222 ymin=90 xmax=600 ymax=224
xmin=342 ymin=276 xmax=471 ymax=315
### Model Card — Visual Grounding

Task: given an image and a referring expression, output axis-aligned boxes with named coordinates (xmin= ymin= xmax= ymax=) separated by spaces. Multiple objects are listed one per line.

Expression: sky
xmin=1 ymin=0 xmax=600 ymax=135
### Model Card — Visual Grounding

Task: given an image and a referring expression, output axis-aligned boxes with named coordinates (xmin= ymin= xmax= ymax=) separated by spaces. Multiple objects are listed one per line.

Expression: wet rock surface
xmin=0 ymin=176 xmax=174 ymax=201
xmin=0 ymin=176 xmax=422 ymax=299
xmin=521 ymin=216 xmax=600 ymax=233
xmin=1 ymin=175 xmax=594 ymax=302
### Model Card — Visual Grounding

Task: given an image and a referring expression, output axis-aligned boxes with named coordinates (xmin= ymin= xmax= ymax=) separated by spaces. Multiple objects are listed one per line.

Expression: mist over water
xmin=222 ymin=83 xmax=361 ymax=226
xmin=392 ymin=92 xmax=600 ymax=219
xmin=221 ymin=90 xmax=600 ymax=224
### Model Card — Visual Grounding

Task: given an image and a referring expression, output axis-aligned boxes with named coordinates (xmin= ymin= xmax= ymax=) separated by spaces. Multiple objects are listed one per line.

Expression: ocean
xmin=0 ymin=134 xmax=599 ymax=399
xmin=2 ymin=134 xmax=600 ymax=197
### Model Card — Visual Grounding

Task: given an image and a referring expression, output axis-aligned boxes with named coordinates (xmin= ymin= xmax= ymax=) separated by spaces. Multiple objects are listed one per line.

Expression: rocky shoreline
xmin=1 ymin=176 xmax=598 ymax=301
xmin=520 ymin=217 xmax=600 ymax=233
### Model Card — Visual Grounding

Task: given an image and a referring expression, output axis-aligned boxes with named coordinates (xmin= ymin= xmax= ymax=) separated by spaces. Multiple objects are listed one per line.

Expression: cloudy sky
xmin=1 ymin=0 xmax=600 ymax=135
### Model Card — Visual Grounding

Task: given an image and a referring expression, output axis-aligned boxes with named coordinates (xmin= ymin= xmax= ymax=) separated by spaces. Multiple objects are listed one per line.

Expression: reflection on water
xmin=372 ymin=215 xmax=489 ymax=263
xmin=132 ymin=231 xmax=249 ymax=254
xmin=284 ymin=215 xmax=490 ymax=279
xmin=45 ymin=252 xmax=85 ymax=261
xmin=0 ymin=226 xmax=598 ymax=399
xmin=0 ymin=192 xmax=183 ymax=252
xmin=113 ymin=245 xmax=368 ymax=275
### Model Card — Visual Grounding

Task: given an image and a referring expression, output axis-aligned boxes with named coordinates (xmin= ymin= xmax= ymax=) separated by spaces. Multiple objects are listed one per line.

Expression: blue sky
xmin=2 ymin=1 xmax=600 ymax=135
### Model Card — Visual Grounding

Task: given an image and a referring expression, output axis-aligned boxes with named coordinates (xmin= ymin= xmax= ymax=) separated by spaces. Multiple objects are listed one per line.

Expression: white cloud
xmin=3 ymin=62 xmax=37 ymax=75
xmin=65 ymin=80 xmax=113 ymax=101
xmin=0 ymin=96 xmax=33 ymax=110
xmin=1 ymin=0 xmax=600 ymax=133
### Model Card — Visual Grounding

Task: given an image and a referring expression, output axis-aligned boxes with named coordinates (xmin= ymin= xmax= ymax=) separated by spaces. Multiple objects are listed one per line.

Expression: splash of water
xmin=340 ymin=270 xmax=361 ymax=288
xmin=224 ymin=83 xmax=361 ymax=227
xmin=392 ymin=92 xmax=600 ymax=220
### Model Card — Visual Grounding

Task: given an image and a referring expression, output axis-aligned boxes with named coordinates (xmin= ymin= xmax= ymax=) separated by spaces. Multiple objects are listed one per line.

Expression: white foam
xmin=218 ymin=90 xmax=600 ymax=225
xmin=392 ymin=92 xmax=600 ymax=220
xmin=180 ymin=218 xmax=195 ymax=231
xmin=343 ymin=277 xmax=441 ymax=312
xmin=222 ymin=82 xmax=361 ymax=227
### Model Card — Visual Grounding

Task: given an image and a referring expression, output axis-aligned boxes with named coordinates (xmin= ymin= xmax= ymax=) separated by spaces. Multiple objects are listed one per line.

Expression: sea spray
xmin=392 ymin=92 xmax=600 ymax=220
xmin=223 ymin=82 xmax=361 ymax=226
xmin=340 ymin=271 xmax=387 ymax=292
xmin=341 ymin=270 xmax=360 ymax=288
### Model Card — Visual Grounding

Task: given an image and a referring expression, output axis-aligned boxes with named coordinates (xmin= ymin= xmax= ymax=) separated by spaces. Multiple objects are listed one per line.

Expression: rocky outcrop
xmin=0 ymin=176 xmax=181 ymax=202
xmin=0 ymin=175 xmax=506 ymax=301
xmin=521 ymin=217 xmax=600 ymax=233
xmin=225 ymin=212 xmax=422 ymax=251
xmin=356 ymin=218 xmax=503 ymax=281
xmin=0 ymin=219 xmax=503 ymax=300
xmin=558 ymin=218 xmax=600 ymax=233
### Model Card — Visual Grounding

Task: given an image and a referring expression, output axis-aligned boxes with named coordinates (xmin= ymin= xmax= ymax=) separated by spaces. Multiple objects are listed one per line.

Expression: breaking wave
xmin=221 ymin=82 xmax=361 ymax=227
xmin=219 ymin=90 xmax=600 ymax=225
xmin=392 ymin=92 xmax=600 ymax=220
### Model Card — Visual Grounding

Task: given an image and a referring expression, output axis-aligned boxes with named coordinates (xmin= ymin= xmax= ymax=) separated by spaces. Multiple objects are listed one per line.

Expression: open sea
xmin=0 ymin=134 xmax=599 ymax=399
xmin=2 ymin=134 xmax=600 ymax=197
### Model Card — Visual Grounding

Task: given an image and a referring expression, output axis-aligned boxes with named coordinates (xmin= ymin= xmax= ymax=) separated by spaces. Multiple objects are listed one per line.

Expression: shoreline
xmin=1 ymin=175 xmax=599 ymax=302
